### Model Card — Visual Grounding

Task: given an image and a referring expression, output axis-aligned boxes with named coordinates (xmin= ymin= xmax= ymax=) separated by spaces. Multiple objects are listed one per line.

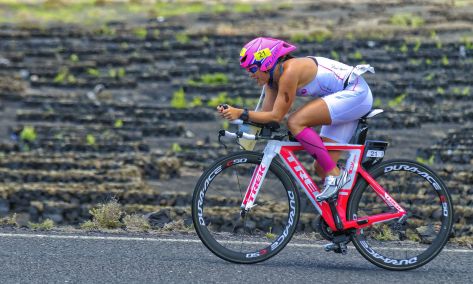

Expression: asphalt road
xmin=0 ymin=230 xmax=471 ymax=284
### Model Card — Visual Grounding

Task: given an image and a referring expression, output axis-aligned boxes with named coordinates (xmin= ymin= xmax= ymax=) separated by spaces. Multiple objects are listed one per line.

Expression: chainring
xmin=315 ymin=215 xmax=335 ymax=241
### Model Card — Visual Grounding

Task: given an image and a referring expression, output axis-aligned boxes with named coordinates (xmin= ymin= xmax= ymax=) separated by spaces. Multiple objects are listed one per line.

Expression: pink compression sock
xmin=294 ymin=128 xmax=336 ymax=173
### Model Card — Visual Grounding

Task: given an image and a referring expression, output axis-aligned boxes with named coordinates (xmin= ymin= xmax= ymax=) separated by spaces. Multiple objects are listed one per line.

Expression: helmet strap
xmin=267 ymin=59 xmax=280 ymax=88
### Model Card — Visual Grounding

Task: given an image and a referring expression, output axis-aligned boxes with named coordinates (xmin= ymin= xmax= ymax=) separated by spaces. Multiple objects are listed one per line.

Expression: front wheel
xmin=348 ymin=160 xmax=454 ymax=270
xmin=192 ymin=151 xmax=300 ymax=264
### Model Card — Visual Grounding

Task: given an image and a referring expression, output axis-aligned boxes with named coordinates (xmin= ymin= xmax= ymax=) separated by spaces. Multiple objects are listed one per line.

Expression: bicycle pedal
xmin=323 ymin=243 xmax=337 ymax=252
xmin=324 ymin=242 xmax=349 ymax=254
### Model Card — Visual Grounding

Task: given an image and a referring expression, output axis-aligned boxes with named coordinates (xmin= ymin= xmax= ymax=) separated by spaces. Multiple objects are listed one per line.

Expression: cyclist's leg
xmin=286 ymin=98 xmax=339 ymax=176
xmin=313 ymin=136 xmax=342 ymax=180
xmin=313 ymin=76 xmax=373 ymax=176
xmin=313 ymin=122 xmax=359 ymax=179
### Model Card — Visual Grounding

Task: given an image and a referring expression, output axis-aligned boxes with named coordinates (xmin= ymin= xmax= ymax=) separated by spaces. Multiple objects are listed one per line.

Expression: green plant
xmin=452 ymin=87 xmax=461 ymax=95
xmin=161 ymin=219 xmax=193 ymax=232
xmin=290 ymin=30 xmax=332 ymax=43
xmin=211 ymin=3 xmax=227 ymax=13
xmin=20 ymin=126 xmax=37 ymax=142
xmin=117 ymin=67 xmax=125 ymax=78
xmin=409 ymin=59 xmax=421 ymax=66
xmin=207 ymin=92 xmax=228 ymax=107
xmin=265 ymin=227 xmax=276 ymax=239
xmin=413 ymin=38 xmax=422 ymax=52
xmin=108 ymin=67 xmax=126 ymax=79
xmin=351 ymin=50 xmax=363 ymax=60
xmin=202 ymin=73 xmax=228 ymax=84
xmin=87 ymin=68 xmax=100 ymax=77
xmin=452 ymin=236 xmax=473 ymax=248
xmin=441 ymin=55 xmax=449 ymax=66
xmin=234 ymin=3 xmax=252 ymax=13
xmin=28 ymin=219 xmax=54 ymax=230
xmin=461 ymin=36 xmax=473 ymax=50
xmin=416 ymin=155 xmax=435 ymax=165
xmin=277 ymin=3 xmax=294 ymax=10
xmin=171 ymin=143 xmax=182 ymax=153
xmin=124 ymin=214 xmax=150 ymax=232
xmin=330 ymin=50 xmax=339 ymax=61
xmin=390 ymin=13 xmax=424 ymax=28
xmin=175 ymin=32 xmax=189 ymax=44
xmin=114 ymin=119 xmax=123 ymax=128
xmin=80 ymin=220 xmax=98 ymax=230
xmin=406 ymin=229 xmax=421 ymax=242
xmin=86 ymin=197 xmax=123 ymax=229
xmin=462 ymin=87 xmax=470 ymax=96
xmin=171 ymin=88 xmax=187 ymax=109
xmin=424 ymin=73 xmax=434 ymax=81
xmin=384 ymin=45 xmax=396 ymax=52
xmin=120 ymin=42 xmax=129 ymax=49
xmin=437 ymin=87 xmax=445 ymax=95
xmin=0 ymin=213 xmax=18 ymax=226
xmin=190 ymin=96 xmax=203 ymax=107
xmin=67 ymin=74 xmax=76 ymax=83
xmin=216 ymin=56 xmax=228 ymax=66
xmin=399 ymin=43 xmax=408 ymax=54
xmin=54 ymin=67 xmax=76 ymax=83
xmin=133 ymin=27 xmax=147 ymax=39
xmin=70 ymin=53 xmax=79 ymax=62
xmin=425 ymin=58 xmax=432 ymax=65
xmin=230 ymin=96 xmax=244 ymax=107
xmin=222 ymin=120 xmax=229 ymax=130
xmin=373 ymin=224 xmax=397 ymax=241
xmin=189 ymin=73 xmax=229 ymax=86
xmin=373 ymin=98 xmax=383 ymax=108
xmin=54 ymin=67 xmax=69 ymax=83
xmin=86 ymin=134 xmax=96 ymax=145
xmin=388 ymin=93 xmax=407 ymax=108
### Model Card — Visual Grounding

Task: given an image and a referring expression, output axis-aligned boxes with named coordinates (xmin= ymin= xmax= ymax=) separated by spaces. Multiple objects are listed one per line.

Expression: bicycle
xmin=191 ymin=109 xmax=454 ymax=271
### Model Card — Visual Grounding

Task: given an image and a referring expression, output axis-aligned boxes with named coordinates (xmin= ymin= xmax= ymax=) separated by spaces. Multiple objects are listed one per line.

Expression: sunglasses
xmin=246 ymin=64 xmax=259 ymax=74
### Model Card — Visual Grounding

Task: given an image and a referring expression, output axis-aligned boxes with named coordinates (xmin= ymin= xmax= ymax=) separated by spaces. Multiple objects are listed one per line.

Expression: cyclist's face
xmin=247 ymin=67 xmax=269 ymax=86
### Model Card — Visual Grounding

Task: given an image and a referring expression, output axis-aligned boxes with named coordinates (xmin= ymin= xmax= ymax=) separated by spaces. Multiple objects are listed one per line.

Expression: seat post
xmin=349 ymin=117 xmax=369 ymax=145
xmin=349 ymin=109 xmax=384 ymax=145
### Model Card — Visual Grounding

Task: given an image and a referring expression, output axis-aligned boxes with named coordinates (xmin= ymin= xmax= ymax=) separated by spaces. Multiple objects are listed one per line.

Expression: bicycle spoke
xmin=192 ymin=152 xmax=299 ymax=263
xmin=350 ymin=160 xmax=453 ymax=270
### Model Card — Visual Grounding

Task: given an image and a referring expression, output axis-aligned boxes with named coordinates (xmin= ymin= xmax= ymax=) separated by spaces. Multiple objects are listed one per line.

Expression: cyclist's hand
xmin=217 ymin=104 xmax=243 ymax=121
xmin=216 ymin=104 xmax=228 ymax=113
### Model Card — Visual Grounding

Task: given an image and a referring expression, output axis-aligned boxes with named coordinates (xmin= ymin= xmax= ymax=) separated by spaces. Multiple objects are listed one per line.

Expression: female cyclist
xmin=217 ymin=37 xmax=374 ymax=201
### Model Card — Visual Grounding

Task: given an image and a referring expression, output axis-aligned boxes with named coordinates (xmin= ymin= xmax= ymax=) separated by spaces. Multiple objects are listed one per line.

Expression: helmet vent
xmin=240 ymin=55 xmax=247 ymax=63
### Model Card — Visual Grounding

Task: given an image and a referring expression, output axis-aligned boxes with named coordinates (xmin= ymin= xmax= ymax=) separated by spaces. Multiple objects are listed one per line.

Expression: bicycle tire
xmin=347 ymin=159 xmax=454 ymax=270
xmin=192 ymin=151 xmax=300 ymax=264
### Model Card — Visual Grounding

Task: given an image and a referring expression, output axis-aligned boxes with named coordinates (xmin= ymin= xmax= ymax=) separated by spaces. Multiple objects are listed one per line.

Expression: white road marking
xmin=0 ymin=233 xmax=471 ymax=253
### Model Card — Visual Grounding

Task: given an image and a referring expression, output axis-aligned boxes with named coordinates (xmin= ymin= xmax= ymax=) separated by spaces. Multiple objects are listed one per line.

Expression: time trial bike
xmin=191 ymin=109 xmax=453 ymax=271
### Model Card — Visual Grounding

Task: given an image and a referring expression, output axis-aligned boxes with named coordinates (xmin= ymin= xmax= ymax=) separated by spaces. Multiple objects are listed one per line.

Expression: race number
xmin=254 ymin=48 xmax=272 ymax=61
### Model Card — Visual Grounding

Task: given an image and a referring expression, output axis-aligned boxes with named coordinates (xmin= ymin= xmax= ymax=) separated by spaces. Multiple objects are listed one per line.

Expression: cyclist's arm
xmin=247 ymin=69 xmax=298 ymax=123
xmin=260 ymin=86 xmax=277 ymax=111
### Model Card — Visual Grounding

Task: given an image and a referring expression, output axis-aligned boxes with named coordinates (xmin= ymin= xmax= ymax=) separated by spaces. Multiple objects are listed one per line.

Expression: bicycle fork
xmin=240 ymin=144 xmax=278 ymax=216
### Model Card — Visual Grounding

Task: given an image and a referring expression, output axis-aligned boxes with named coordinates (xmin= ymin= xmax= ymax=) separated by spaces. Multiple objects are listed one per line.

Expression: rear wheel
xmin=348 ymin=160 xmax=453 ymax=270
xmin=192 ymin=151 xmax=300 ymax=264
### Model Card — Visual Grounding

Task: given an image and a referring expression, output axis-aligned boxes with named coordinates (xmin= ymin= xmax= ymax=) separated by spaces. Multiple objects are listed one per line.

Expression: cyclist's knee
xmin=287 ymin=114 xmax=304 ymax=133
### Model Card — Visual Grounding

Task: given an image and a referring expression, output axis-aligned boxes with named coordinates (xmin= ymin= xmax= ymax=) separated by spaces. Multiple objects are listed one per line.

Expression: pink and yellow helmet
xmin=239 ymin=37 xmax=296 ymax=72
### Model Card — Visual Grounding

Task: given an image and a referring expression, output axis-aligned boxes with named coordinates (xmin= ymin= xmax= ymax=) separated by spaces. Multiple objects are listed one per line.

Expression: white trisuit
xmin=296 ymin=57 xmax=374 ymax=143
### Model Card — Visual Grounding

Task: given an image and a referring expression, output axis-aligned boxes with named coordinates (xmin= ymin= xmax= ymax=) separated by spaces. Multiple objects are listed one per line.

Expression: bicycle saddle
xmin=361 ymin=109 xmax=384 ymax=119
